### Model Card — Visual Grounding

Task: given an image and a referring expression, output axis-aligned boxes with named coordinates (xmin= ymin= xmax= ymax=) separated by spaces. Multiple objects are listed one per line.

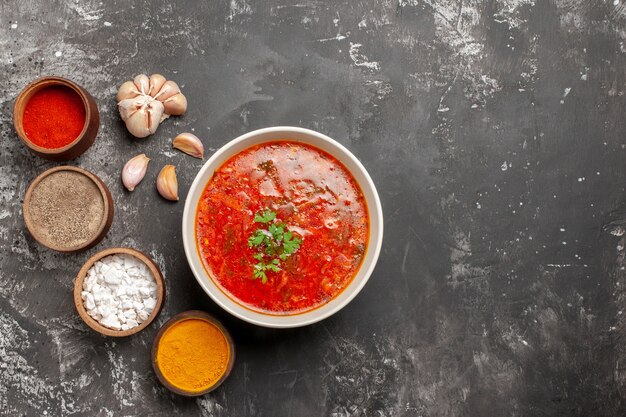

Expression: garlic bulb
xmin=117 ymin=74 xmax=188 ymax=138
xmin=172 ymin=132 xmax=204 ymax=158
xmin=156 ymin=165 xmax=178 ymax=201
xmin=122 ymin=154 xmax=150 ymax=191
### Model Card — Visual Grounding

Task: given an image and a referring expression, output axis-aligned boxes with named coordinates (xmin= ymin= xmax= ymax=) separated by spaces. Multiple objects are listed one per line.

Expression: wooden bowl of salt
xmin=23 ymin=166 xmax=114 ymax=253
xmin=73 ymin=247 xmax=165 ymax=337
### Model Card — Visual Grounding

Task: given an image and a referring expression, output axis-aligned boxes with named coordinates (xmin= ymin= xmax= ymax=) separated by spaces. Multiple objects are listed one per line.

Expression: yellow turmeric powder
xmin=156 ymin=318 xmax=230 ymax=393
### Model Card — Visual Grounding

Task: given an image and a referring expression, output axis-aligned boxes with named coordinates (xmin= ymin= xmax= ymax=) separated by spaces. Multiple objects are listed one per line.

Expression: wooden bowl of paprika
xmin=151 ymin=311 xmax=235 ymax=396
xmin=13 ymin=76 xmax=99 ymax=161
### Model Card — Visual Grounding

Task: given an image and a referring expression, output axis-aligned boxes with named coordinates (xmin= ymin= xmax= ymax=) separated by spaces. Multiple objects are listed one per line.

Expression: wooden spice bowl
xmin=13 ymin=76 xmax=99 ymax=161
xmin=73 ymin=247 xmax=165 ymax=337
xmin=23 ymin=166 xmax=114 ymax=253
xmin=151 ymin=311 xmax=236 ymax=396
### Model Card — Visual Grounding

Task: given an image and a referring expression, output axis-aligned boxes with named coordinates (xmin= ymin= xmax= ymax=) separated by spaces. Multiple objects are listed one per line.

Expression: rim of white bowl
xmin=182 ymin=127 xmax=384 ymax=328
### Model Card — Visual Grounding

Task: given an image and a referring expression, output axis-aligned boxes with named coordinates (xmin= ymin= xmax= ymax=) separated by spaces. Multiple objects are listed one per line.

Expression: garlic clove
xmin=147 ymin=100 xmax=165 ymax=134
xmin=163 ymin=93 xmax=187 ymax=116
xmin=125 ymin=110 xmax=152 ymax=138
xmin=122 ymin=100 xmax=164 ymax=138
xmin=134 ymin=74 xmax=150 ymax=95
xmin=149 ymin=74 xmax=167 ymax=97
xmin=117 ymin=81 xmax=139 ymax=102
xmin=172 ymin=132 xmax=204 ymax=158
xmin=122 ymin=154 xmax=150 ymax=191
xmin=156 ymin=165 xmax=178 ymax=201
xmin=154 ymin=80 xmax=180 ymax=102
xmin=118 ymin=98 xmax=140 ymax=122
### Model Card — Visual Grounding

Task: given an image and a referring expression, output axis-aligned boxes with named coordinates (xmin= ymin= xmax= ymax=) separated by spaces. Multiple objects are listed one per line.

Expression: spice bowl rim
xmin=151 ymin=310 xmax=236 ymax=396
xmin=23 ymin=165 xmax=114 ymax=253
xmin=73 ymin=247 xmax=165 ymax=338
xmin=182 ymin=126 xmax=384 ymax=328
xmin=13 ymin=75 xmax=97 ymax=159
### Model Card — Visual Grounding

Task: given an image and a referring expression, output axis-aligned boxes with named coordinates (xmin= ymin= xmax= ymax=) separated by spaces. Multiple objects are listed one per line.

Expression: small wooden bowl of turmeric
xmin=151 ymin=310 xmax=235 ymax=396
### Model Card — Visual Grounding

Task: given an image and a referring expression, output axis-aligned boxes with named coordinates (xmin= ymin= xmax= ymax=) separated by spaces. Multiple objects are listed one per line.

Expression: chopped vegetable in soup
xmin=195 ymin=141 xmax=369 ymax=314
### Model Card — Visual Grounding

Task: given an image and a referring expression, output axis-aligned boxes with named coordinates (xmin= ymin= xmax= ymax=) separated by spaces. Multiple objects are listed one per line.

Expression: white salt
xmin=81 ymin=254 xmax=158 ymax=331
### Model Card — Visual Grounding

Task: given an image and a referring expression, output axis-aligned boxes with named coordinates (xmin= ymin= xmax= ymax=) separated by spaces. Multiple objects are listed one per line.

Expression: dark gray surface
xmin=1 ymin=0 xmax=626 ymax=416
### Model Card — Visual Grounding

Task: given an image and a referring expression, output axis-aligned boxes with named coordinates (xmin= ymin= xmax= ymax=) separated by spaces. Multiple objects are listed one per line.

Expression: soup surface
xmin=195 ymin=141 xmax=369 ymax=314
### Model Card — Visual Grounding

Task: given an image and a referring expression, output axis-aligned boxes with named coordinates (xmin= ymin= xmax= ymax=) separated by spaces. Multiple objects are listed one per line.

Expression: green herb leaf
xmin=248 ymin=210 xmax=302 ymax=283
xmin=253 ymin=266 xmax=267 ymax=282
xmin=254 ymin=210 xmax=276 ymax=224
xmin=248 ymin=231 xmax=265 ymax=247
xmin=282 ymin=232 xmax=302 ymax=255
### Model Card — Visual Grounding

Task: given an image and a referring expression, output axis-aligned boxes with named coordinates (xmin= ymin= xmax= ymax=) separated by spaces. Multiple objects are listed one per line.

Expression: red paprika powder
xmin=22 ymin=85 xmax=86 ymax=149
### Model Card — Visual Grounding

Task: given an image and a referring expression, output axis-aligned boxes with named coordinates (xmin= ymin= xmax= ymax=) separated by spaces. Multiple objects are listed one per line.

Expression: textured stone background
xmin=1 ymin=0 xmax=626 ymax=416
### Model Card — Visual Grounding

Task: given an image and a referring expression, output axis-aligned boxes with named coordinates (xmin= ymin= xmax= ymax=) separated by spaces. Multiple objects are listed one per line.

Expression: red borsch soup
xmin=195 ymin=141 xmax=369 ymax=314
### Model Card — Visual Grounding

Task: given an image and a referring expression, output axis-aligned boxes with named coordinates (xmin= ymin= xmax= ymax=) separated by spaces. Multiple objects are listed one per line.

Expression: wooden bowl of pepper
xmin=13 ymin=76 xmax=99 ymax=161
xmin=23 ymin=166 xmax=114 ymax=253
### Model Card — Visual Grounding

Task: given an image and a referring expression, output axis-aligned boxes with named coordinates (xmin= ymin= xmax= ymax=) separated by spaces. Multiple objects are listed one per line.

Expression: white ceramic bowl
xmin=182 ymin=127 xmax=383 ymax=328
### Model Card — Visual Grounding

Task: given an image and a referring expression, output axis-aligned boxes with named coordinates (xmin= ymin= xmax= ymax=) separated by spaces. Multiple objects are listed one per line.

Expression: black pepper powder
xmin=27 ymin=171 xmax=105 ymax=249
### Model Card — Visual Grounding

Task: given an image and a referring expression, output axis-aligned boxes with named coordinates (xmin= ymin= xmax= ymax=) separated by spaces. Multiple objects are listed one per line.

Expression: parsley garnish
xmin=248 ymin=210 xmax=302 ymax=283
